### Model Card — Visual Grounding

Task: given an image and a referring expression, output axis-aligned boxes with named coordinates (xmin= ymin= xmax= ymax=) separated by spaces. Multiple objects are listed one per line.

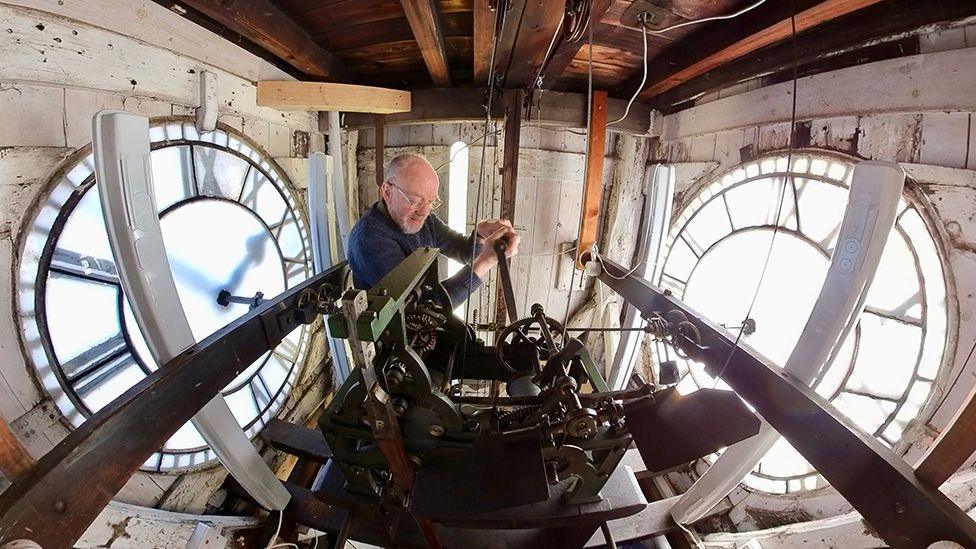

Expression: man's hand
xmin=476 ymin=219 xmax=514 ymax=240
xmin=472 ymin=225 xmax=521 ymax=278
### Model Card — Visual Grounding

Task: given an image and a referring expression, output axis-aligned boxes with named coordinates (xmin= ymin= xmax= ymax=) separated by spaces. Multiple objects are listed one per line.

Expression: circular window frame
xmin=657 ymin=148 xmax=958 ymax=495
xmin=14 ymin=118 xmax=315 ymax=472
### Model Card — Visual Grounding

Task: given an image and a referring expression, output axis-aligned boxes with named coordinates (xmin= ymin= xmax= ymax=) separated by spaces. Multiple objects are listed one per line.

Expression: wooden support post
xmin=375 ymin=115 xmax=385 ymax=188
xmin=0 ymin=418 xmax=34 ymax=482
xmin=576 ymin=90 xmax=608 ymax=269
xmin=495 ymin=89 xmax=523 ymax=329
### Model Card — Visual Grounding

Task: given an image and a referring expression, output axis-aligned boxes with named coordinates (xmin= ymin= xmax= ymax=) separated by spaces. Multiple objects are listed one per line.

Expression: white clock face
xmin=656 ymin=153 xmax=949 ymax=494
xmin=18 ymin=122 xmax=313 ymax=471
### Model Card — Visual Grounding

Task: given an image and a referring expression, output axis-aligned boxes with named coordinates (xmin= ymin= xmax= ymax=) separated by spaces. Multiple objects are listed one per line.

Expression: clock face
xmin=18 ymin=122 xmax=314 ymax=471
xmin=655 ymin=152 xmax=949 ymax=494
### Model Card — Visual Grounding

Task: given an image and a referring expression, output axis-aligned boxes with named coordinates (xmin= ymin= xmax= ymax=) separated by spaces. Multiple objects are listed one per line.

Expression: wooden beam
xmin=634 ymin=0 xmax=885 ymax=101
xmin=257 ymin=82 xmax=411 ymax=113
xmin=174 ymin=0 xmax=351 ymax=81
xmin=916 ymin=375 xmax=976 ymax=488
xmin=400 ymin=0 xmax=452 ymax=87
xmin=576 ymin=90 xmax=608 ymax=269
xmin=495 ymin=89 xmax=524 ymax=328
xmin=649 ymin=0 xmax=976 ymax=110
xmin=339 ymin=89 xmax=651 ymax=135
xmin=539 ymin=0 xmax=614 ymax=86
xmin=0 ymin=418 xmax=34 ymax=483
xmin=491 ymin=0 xmax=526 ymax=84
xmin=375 ymin=115 xmax=386 ymax=188
xmin=473 ymin=0 xmax=494 ymax=83
xmin=504 ymin=0 xmax=566 ymax=88
xmin=0 ymin=266 xmax=348 ymax=549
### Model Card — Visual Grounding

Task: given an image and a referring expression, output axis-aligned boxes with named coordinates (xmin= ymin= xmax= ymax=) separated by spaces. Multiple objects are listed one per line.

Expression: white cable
xmin=643 ymin=0 xmax=768 ymax=35
xmin=265 ymin=509 xmax=299 ymax=549
xmin=607 ymin=23 xmax=647 ymax=127
xmin=593 ymin=248 xmax=643 ymax=280
xmin=676 ymin=520 xmax=707 ymax=549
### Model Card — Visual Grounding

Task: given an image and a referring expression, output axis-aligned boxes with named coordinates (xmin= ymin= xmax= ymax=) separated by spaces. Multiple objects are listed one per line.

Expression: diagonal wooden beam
xmin=649 ymin=0 xmax=976 ymax=110
xmin=504 ymin=0 xmax=566 ymax=89
xmin=473 ymin=0 xmax=494 ymax=83
xmin=634 ymin=0 xmax=884 ymax=100
xmin=400 ymin=0 xmax=453 ymax=87
xmin=174 ymin=0 xmax=351 ymax=81
xmin=539 ymin=0 xmax=614 ymax=86
xmin=917 ymin=362 xmax=976 ymax=488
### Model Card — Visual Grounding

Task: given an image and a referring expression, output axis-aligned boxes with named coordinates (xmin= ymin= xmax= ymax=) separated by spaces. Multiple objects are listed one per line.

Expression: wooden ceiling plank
xmin=257 ymin=82 xmax=411 ymax=113
xmin=576 ymin=90 xmax=608 ymax=269
xmin=492 ymin=0 xmax=527 ymax=82
xmin=473 ymin=0 xmax=493 ymax=83
xmin=504 ymin=0 xmax=566 ymax=88
xmin=540 ymin=0 xmax=614 ymax=87
xmin=400 ymin=0 xmax=454 ymax=86
xmin=176 ymin=0 xmax=351 ymax=81
xmin=635 ymin=0 xmax=885 ymax=100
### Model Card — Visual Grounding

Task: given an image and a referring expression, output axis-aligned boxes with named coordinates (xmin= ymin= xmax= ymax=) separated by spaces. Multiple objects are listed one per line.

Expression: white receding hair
xmin=383 ymin=153 xmax=434 ymax=186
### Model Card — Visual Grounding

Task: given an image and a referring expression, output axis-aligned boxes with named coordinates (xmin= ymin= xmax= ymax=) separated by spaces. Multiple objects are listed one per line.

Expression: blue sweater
xmin=348 ymin=201 xmax=483 ymax=306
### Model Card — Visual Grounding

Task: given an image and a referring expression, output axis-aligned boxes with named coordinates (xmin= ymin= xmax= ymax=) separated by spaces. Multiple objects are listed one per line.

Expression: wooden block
xmin=919 ymin=112 xmax=970 ymax=168
xmin=64 ymin=89 xmax=124 ymax=148
xmin=257 ymin=81 xmax=411 ymax=113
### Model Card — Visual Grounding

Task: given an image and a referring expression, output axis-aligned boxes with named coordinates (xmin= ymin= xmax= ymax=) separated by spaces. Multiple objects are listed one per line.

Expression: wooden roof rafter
xmin=172 ymin=0 xmax=353 ymax=81
xmin=636 ymin=0 xmax=887 ymax=101
xmin=538 ymin=0 xmax=615 ymax=88
xmin=400 ymin=0 xmax=454 ymax=87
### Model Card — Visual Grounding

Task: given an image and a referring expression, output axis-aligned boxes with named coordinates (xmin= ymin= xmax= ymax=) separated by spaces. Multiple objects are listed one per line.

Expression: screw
xmin=428 ymin=424 xmax=445 ymax=437
xmin=54 ymin=500 xmax=67 ymax=513
xmin=893 ymin=501 xmax=905 ymax=514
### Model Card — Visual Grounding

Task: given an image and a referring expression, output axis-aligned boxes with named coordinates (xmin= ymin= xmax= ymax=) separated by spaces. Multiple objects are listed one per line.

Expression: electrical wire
xmin=710 ymin=0 xmax=799 ymax=389
xmin=641 ymin=0 xmax=768 ymax=35
xmin=607 ymin=23 xmax=647 ymax=127
xmin=265 ymin=509 xmax=299 ymax=549
xmin=513 ymin=245 xmax=576 ymax=259
xmin=676 ymin=520 xmax=707 ymax=549
xmin=432 ymin=128 xmax=504 ymax=173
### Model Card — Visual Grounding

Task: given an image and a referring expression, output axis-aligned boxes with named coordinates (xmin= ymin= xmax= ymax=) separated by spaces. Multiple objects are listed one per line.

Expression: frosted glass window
xmin=19 ymin=123 xmax=313 ymax=471
xmin=657 ymin=153 xmax=949 ymax=494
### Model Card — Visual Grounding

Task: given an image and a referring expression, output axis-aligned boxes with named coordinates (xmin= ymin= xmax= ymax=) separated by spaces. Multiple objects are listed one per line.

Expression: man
xmin=348 ymin=153 xmax=520 ymax=307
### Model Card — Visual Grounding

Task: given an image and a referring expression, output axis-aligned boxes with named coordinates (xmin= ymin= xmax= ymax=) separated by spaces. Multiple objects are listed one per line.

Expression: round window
xmin=17 ymin=122 xmax=313 ymax=471
xmin=655 ymin=152 xmax=949 ymax=494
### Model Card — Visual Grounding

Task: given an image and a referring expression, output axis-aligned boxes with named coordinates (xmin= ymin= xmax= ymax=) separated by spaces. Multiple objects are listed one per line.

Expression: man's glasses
xmin=387 ymin=182 xmax=443 ymax=209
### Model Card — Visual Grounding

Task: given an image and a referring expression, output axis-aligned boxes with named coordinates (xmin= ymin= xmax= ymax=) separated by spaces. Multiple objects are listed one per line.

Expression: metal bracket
xmin=196 ymin=70 xmax=218 ymax=132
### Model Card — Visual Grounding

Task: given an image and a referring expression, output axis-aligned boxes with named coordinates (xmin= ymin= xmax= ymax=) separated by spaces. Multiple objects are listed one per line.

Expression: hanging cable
xmin=264 ymin=509 xmax=299 ymax=549
xmin=459 ymin=0 xmax=506 ymax=393
xmin=641 ymin=0 xmax=768 ymax=35
xmin=710 ymin=0 xmax=799 ymax=390
xmin=561 ymin=3 xmax=594 ymax=340
xmin=607 ymin=22 xmax=647 ymax=127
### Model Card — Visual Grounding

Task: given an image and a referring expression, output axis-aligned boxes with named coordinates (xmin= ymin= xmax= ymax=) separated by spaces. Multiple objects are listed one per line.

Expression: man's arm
xmin=428 ymin=213 xmax=479 ymax=264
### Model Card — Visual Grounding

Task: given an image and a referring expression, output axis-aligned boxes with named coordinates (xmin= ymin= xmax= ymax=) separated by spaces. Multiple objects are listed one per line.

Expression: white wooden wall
xmin=0 ymin=0 xmax=328 ymax=518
